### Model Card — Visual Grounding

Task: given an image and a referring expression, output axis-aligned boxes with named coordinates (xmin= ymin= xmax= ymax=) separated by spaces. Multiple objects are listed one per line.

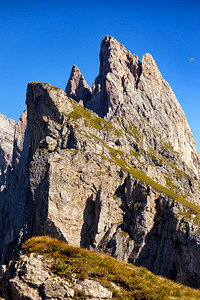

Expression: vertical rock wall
xmin=0 ymin=113 xmax=15 ymax=191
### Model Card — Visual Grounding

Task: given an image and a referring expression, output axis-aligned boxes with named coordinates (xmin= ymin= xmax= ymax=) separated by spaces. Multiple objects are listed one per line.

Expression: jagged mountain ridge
xmin=0 ymin=36 xmax=200 ymax=290
xmin=66 ymin=36 xmax=200 ymax=178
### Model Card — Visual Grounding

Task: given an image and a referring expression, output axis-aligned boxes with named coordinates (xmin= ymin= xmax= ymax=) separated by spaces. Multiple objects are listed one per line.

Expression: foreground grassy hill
xmin=22 ymin=236 xmax=200 ymax=299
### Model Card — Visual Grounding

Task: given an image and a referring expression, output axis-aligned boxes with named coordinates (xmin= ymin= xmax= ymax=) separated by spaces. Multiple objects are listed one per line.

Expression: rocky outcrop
xmin=0 ymin=36 xmax=200 ymax=290
xmin=0 ymin=253 xmax=112 ymax=299
xmin=0 ymin=108 xmax=30 ymax=265
xmin=106 ymin=177 xmax=200 ymax=288
xmin=1 ymin=81 xmax=200 ymax=288
xmin=0 ymin=113 xmax=15 ymax=191
xmin=65 ymin=64 xmax=92 ymax=106
xmin=2 ymin=236 xmax=200 ymax=299
xmin=66 ymin=36 xmax=200 ymax=178
xmin=12 ymin=109 xmax=28 ymax=168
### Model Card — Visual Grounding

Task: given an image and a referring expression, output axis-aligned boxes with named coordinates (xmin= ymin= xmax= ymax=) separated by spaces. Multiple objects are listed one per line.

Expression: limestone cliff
xmin=0 ymin=113 xmax=15 ymax=191
xmin=66 ymin=36 xmax=200 ymax=178
xmin=0 ymin=109 xmax=30 ymax=264
xmin=0 ymin=37 xmax=200 ymax=290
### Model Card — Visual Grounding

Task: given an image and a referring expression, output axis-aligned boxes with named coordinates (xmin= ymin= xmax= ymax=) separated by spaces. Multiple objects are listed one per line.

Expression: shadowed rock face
xmin=0 ymin=113 xmax=15 ymax=191
xmin=0 ymin=109 xmax=31 ymax=264
xmin=0 ymin=37 xmax=200 ymax=289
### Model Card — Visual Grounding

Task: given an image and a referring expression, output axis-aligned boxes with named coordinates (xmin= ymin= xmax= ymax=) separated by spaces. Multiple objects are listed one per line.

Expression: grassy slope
xmin=66 ymin=99 xmax=200 ymax=226
xmin=23 ymin=236 xmax=200 ymax=300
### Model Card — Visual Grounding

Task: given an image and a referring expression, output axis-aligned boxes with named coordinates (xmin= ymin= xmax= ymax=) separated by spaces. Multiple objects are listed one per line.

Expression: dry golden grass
xmin=22 ymin=236 xmax=200 ymax=299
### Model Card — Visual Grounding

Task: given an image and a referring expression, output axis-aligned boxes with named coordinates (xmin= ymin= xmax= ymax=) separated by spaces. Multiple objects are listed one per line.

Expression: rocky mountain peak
xmin=65 ymin=64 xmax=92 ymax=106
xmin=99 ymin=36 xmax=141 ymax=78
xmin=27 ymin=82 xmax=73 ymax=156
xmin=1 ymin=36 xmax=200 ymax=292
xmin=140 ymin=52 xmax=162 ymax=81
xmin=98 ymin=36 xmax=162 ymax=87
xmin=66 ymin=36 xmax=200 ymax=178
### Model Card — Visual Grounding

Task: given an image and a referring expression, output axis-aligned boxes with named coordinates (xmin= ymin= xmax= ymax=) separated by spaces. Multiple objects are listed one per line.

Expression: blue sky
xmin=0 ymin=0 xmax=200 ymax=152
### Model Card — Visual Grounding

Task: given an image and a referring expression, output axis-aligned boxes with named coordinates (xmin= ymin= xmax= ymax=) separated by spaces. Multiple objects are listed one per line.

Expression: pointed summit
xmin=65 ymin=36 xmax=200 ymax=177
xmin=98 ymin=35 xmax=141 ymax=81
xmin=85 ymin=35 xmax=141 ymax=118
xmin=65 ymin=65 xmax=92 ymax=106
xmin=140 ymin=53 xmax=162 ymax=79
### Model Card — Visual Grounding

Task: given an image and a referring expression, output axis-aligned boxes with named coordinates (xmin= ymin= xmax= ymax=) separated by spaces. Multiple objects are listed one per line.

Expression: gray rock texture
xmin=0 ymin=113 xmax=15 ymax=191
xmin=0 ymin=36 xmax=200 ymax=291
xmin=74 ymin=279 xmax=112 ymax=299
xmin=0 ymin=253 xmax=111 ymax=299
xmin=0 ymin=108 xmax=30 ymax=265
xmin=65 ymin=64 xmax=92 ymax=106
xmin=67 ymin=36 xmax=200 ymax=178
xmin=12 ymin=108 xmax=28 ymax=168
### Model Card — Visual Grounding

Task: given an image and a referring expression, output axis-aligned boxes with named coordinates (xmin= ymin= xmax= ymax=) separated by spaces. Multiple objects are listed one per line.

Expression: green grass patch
xmin=169 ymin=161 xmax=191 ymax=181
xmin=22 ymin=236 xmax=200 ymax=299
xmin=145 ymin=146 xmax=194 ymax=191
xmin=127 ymin=123 xmax=142 ymax=141
xmin=105 ymin=152 xmax=200 ymax=226
xmin=163 ymin=142 xmax=179 ymax=154
xmin=67 ymin=99 xmax=121 ymax=136
xmin=91 ymin=137 xmax=200 ymax=226
xmin=164 ymin=176 xmax=181 ymax=193
xmin=130 ymin=150 xmax=140 ymax=158
xmin=66 ymin=98 xmax=194 ymax=196
xmin=49 ymin=85 xmax=63 ymax=92
xmin=51 ymin=120 xmax=62 ymax=127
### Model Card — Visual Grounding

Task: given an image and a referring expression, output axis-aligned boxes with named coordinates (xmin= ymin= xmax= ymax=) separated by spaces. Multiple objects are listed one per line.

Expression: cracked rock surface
xmin=0 ymin=254 xmax=112 ymax=299
xmin=0 ymin=36 xmax=200 ymax=290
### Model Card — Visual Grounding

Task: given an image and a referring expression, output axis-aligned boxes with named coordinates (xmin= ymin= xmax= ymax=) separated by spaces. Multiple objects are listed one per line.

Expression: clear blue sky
xmin=0 ymin=0 xmax=200 ymax=153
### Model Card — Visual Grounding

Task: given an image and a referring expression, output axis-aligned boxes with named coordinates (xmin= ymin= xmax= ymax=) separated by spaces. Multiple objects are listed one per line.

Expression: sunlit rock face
xmin=0 ymin=37 xmax=200 ymax=290
xmin=67 ymin=36 xmax=200 ymax=178
xmin=65 ymin=64 xmax=92 ymax=106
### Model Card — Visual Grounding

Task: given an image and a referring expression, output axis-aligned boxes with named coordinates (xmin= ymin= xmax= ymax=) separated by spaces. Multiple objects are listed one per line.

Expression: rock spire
xmin=65 ymin=64 xmax=92 ymax=106
xmin=66 ymin=35 xmax=200 ymax=178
